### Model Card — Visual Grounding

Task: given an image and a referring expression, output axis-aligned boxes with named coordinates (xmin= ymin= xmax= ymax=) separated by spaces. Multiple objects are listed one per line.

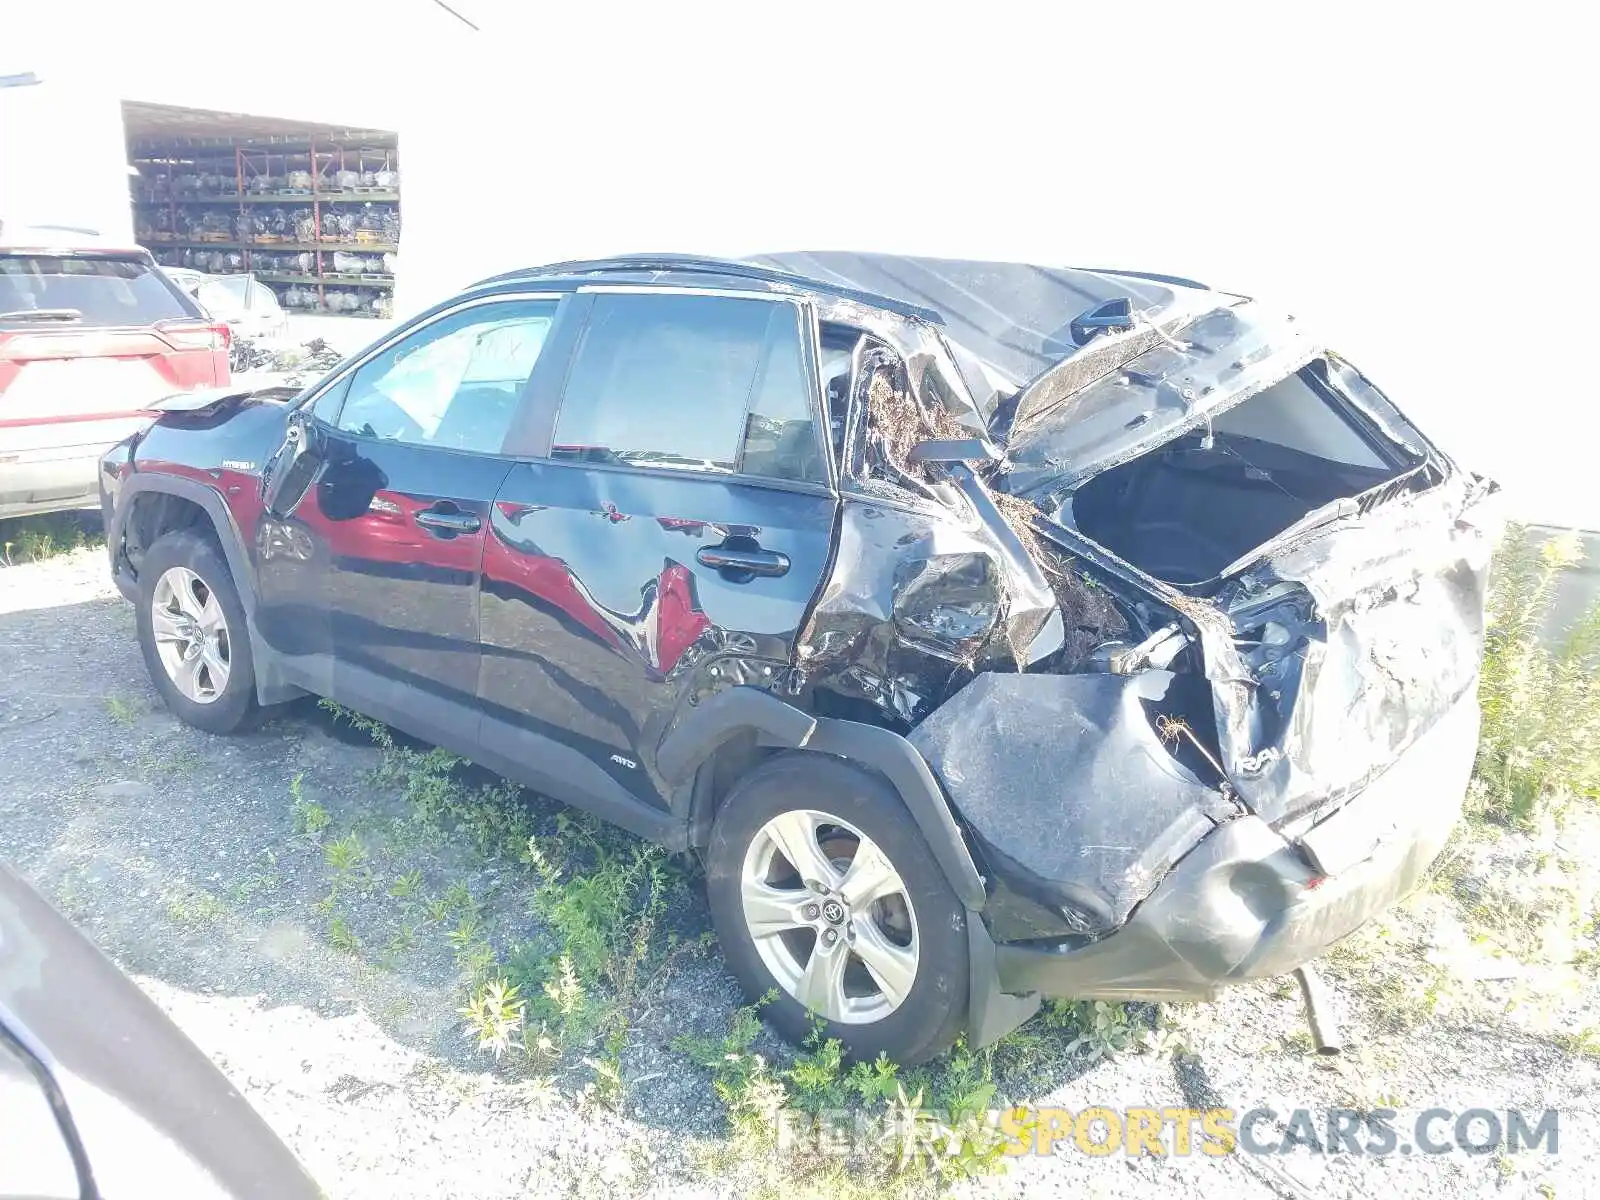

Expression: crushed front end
xmin=786 ymin=260 xmax=1497 ymax=1006
xmin=912 ymin=466 xmax=1494 ymax=999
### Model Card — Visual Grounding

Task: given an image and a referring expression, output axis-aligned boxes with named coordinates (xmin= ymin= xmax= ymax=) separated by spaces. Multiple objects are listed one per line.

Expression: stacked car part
xmin=129 ymin=124 xmax=399 ymax=318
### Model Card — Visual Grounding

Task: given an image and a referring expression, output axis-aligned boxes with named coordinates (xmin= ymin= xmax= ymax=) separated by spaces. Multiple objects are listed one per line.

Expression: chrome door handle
xmin=696 ymin=544 xmax=790 ymax=578
xmin=415 ymin=508 xmax=481 ymax=535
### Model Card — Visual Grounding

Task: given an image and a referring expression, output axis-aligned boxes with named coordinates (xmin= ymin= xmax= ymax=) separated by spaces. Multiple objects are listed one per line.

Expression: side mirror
xmin=262 ymin=413 xmax=325 ymax=517
xmin=906 ymin=437 xmax=1001 ymax=465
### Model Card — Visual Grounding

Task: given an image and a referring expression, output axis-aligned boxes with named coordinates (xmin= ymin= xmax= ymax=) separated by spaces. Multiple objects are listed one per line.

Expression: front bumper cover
xmin=990 ymin=689 xmax=1477 ymax=1000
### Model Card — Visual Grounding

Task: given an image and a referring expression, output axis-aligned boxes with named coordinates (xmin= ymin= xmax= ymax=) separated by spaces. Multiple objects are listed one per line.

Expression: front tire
xmin=136 ymin=530 xmax=262 ymax=734
xmin=706 ymin=752 xmax=969 ymax=1064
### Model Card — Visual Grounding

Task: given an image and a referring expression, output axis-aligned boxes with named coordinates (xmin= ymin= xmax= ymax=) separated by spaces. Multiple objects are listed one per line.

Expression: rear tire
xmin=136 ymin=530 xmax=263 ymax=734
xmin=706 ymin=752 xmax=969 ymax=1065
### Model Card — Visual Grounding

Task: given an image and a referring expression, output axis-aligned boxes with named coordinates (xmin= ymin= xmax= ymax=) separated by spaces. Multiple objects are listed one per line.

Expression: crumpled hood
xmin=998 ymin=300 xmax=1312 ymax=498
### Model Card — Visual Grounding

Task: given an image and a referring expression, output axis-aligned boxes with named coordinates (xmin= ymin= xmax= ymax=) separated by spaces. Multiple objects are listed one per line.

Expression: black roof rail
xmin=471 ymin=254 xmax=945 ymax=324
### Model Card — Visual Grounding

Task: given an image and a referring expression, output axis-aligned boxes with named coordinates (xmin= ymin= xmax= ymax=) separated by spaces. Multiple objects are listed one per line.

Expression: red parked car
xmin=0 ymin=224 xmax=230 ymax=520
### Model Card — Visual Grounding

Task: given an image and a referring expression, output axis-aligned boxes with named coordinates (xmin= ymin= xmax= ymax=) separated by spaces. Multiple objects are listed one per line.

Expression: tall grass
xmin=0 ymin=513 xmax=101 ymax=565
xmin=1474 ymin=524 xmax=1600 ymax=823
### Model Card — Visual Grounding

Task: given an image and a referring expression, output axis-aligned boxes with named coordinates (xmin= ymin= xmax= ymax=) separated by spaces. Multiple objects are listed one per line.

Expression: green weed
xmin=677 ymin=1005 xmax=1010 ymax=1193
xmin=386 ymin=924 xmax=419 ymax=956
xmin=319 ymin=699 xmax=538 ymax=858
xmin=422 ymin=894 xmax=454 ymax=924
xmin=104 ymin=695 xmax=141 ymax=725
xmin=328 ymin=913 xmax=361 ymax=954
xmin=1475 ymin=524 xmax=1600 ymax=823
xmin=459 ymin=976 xmax=526 ymax=1059
xmin=165 ymin=888 xmax=228 ymax=926
xmin=1041 ymin=999 xmax=1148 ymax=1061
xmin=324 ymin=831 xmax=367 ymax=878
xmin=0 ymin=514 xmax=101 ymax=565
xmin=1554 ymin=1026 xmax=1600 ymax=1061
xmin=514 ymin=818 xmax=681 ymax=1055
xmin=290 ymin=773 xmax=331 ymax=838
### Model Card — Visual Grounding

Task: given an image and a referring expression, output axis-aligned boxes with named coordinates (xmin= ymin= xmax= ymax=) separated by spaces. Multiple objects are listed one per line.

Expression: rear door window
xmin=551 ymin=292 xmax=827 ymax=484
xmin=0 ymin=254 xmax=193 ymax=328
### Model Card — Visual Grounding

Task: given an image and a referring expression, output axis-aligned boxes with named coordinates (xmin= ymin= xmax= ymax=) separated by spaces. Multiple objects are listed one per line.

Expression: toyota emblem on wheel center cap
xmin=821 ymin=899 xmax=847 ymax=925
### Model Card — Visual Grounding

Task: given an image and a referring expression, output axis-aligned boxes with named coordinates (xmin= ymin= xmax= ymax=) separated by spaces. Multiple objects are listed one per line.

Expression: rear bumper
xmin=992 ymin=690 xmax=1478 ymax=999
xmin=2 ymin=419 xmax=148 ymax=521
xmin=0 ymin=451 xmax=104 ymax=519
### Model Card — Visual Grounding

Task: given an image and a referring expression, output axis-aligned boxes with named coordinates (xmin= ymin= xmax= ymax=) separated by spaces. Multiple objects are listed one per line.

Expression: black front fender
xmin=109 ymin=474 xmax=256 ymax=608
xmin=108 ymin=475 xmax=301 ymax=705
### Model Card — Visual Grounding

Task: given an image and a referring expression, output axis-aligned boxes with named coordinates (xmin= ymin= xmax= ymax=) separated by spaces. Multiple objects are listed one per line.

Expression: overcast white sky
xmin=4 ymin=1 xmax=1595 ymax=525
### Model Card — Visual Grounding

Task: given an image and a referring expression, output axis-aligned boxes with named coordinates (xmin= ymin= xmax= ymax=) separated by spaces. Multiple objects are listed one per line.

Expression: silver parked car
xmin=162 ymin=268 xmax=289 ymax=359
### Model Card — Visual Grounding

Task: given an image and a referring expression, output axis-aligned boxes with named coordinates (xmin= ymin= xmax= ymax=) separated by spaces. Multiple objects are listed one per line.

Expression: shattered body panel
xmin=909 ymin=671 xmax=1229 ymax=934
xmin=774 ymin=253 xmax=1493 ymax=970
xmin=1209 ymin=470 xmax=1495 ymax=826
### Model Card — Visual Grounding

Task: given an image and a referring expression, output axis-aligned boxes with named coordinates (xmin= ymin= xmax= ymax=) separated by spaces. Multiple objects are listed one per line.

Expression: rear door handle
xmin=696 ymin=544 xmax=790 ymax=578
xmin=415 ymin=507 xmax=481 ymax=535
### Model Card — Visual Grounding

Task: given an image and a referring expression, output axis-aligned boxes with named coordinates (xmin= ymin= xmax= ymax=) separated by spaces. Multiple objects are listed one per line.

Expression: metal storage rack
xmin=129 ymin=128 xmax=400 ymax=318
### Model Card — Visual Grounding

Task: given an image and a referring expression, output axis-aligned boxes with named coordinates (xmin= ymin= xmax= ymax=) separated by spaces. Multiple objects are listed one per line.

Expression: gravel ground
xmin=1 ymin=548 xmax=1596 ymax=1199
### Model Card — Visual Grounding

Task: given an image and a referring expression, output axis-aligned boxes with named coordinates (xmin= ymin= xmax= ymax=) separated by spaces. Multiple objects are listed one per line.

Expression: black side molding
xmin=966 ymin=913 xmax=1041 ymax=1050
xmin=656 ymin=686 xmax=986 ymax=909
xmin=655 ymin=687 xmax=816 ymax=784
xmin=804 ymin=719 xmax=986 ymax=909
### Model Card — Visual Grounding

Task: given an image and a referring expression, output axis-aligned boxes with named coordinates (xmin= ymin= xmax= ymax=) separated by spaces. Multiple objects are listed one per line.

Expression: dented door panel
xmin=479 ymin=463 xmax=837 ymax=804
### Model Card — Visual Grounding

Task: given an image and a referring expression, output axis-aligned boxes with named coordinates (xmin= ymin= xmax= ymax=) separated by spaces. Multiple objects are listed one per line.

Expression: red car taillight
xmin=154 ymin=320 xmax=232 ymax=352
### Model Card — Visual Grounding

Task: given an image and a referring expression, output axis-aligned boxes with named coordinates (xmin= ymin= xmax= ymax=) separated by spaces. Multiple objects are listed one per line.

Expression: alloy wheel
xmin=740 ymin=808 xmax=919 ymax=1025
xmin=150 ymin=566 xmax=231 ymax=704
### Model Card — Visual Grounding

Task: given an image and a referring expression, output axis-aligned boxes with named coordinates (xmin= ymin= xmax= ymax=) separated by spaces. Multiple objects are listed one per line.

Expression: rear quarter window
xmin=0 ymin=255 xmax=196 ymax=329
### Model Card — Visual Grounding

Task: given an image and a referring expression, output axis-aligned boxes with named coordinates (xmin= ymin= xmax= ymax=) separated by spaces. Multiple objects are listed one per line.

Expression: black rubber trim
xmin=657 ymin=686 xmax=985 ymax=909
xmin=965 ymin=912 xmax=1041 ymax=1050
xmin=804 ymin=718 xmax=986 ymax=910
xmin=479 ymin=715 xmax=685 ymax=849
xmin=111 ymin=474 xmax=256 ymax=610
xmin=655 ymin=687 xmax=817 ymax=785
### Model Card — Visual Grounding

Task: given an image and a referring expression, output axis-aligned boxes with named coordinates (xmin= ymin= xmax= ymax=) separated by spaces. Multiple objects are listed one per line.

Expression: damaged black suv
xmin=100 ymin=254 xmax=1496 ymax=1064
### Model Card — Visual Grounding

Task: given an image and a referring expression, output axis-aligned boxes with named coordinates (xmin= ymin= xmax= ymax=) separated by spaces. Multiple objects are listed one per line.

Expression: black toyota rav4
xmin=100 ymin=254 xmax=1496 ymax=1064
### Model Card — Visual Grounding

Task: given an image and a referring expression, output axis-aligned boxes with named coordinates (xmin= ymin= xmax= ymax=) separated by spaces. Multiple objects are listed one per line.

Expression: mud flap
xmin=967 ymin=911 xmax=1041 ymax=1049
